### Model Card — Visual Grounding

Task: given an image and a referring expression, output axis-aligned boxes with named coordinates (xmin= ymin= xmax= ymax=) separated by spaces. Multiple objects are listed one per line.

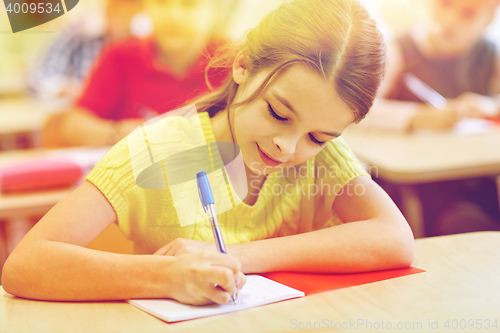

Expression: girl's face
xmin=426 ymin=0 xmax=497 ymax=55
xmin=143 ymin=0 xmax=216 ymax=53
xmin=230 ymin=63 xmax=355 ymax=177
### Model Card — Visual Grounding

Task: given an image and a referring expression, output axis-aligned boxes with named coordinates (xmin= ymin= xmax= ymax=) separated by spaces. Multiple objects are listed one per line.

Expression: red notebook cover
xmin=0 ymin=160 xmax=83 ymax=193
xmin=261 ymin=267 xmax=425 ymax=295
xmin=485 ymin=116 xmax=500 ymax=125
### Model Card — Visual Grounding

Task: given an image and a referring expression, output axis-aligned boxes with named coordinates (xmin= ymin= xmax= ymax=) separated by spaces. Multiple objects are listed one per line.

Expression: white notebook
xmin=128 ymin=275 xmax=305 ymax=322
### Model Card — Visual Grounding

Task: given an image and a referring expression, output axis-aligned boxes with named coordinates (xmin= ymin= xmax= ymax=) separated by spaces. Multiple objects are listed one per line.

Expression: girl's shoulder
xmin=91 ymin=109 xmax=206 ymax=174
xmin=129 ymin=112 xmax=202 ymax=145
xmin=126 ymin=109 xmax=209 ymax=174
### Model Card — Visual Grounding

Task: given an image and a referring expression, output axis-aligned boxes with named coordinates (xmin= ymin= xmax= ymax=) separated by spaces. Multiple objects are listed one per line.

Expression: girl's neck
xmin=209 ymin=108 xmax=268 ymax=206
xmin=210 ymin=108 xmax=234 ymax=144
xmin=242 ymin=170 xmax=267 ymax=206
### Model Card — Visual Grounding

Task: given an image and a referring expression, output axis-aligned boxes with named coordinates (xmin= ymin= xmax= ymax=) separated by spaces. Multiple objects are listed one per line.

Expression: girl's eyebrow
xmin=272 ymin=90 xmax=299 ymax=116
xmin=319 ymin=131 xmax=341 ymax=138
xmin=271 ymin=90 xmax=341 ymax=138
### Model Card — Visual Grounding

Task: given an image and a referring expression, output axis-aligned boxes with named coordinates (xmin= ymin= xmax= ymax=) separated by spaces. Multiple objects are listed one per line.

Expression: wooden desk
xmin=0 ymin=98 xmax=61 ymax=150
xmin=0 ymin=149 xmax=73 ymax=260
xmin=1 ymin=231 xmax=499 ymax=333
xmin=0 ymin=72 xmax=25 ymax=98
xmin=0 ymin=147 xmax=112 ymax=216
xmin=0 ymin=149 xmax=75 ymax=220
xmin=342 ymin=126 xmax=500 ymax=184
xmin=0 ymin=147 xmax=131 ymax=269
xmin=343 ymin=126 xmax=500 ymax=238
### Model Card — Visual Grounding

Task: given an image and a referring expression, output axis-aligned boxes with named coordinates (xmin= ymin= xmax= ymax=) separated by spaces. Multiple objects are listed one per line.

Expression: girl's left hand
xmin=153 ymin=238 xmax=220 ymax=256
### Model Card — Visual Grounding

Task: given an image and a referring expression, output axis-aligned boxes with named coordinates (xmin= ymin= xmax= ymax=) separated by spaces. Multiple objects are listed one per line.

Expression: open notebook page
xmin=128 ymin=275 xmax=304 ymax=322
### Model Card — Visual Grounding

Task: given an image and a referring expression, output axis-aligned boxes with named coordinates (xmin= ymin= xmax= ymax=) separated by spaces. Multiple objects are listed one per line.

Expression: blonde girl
xmin=3 ymin=0 xmax=414 ymax=305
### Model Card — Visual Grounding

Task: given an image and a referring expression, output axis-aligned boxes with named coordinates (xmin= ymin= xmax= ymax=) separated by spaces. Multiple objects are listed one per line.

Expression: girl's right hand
xmin=163 ymin=251 xmax=246 ymax=306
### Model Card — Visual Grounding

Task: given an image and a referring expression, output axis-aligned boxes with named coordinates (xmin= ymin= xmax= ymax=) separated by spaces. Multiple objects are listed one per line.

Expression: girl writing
xmin=3 ymin=0 xmax=414 ymax=305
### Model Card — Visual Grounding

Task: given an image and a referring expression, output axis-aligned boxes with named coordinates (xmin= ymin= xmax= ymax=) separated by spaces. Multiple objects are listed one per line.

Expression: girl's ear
xmin=232 ymin=51 xmax=248 ymax=85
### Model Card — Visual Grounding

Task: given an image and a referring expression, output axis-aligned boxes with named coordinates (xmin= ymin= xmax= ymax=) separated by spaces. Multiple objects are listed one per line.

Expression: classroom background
xmin=1 ymin=0 xmax=500 ymax=275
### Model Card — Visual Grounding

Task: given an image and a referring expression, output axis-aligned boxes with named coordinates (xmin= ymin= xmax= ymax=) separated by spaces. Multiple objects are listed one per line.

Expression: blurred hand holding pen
xmin=404 ymin=73 xmax=500 ymax=130
xmin=403 ymin=73 xmax=461 ymax=129
xmin=403 ymin=73 xmax=447 ymax=109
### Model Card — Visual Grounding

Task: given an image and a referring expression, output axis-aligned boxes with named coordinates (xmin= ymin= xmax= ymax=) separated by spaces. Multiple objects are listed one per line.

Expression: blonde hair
xmin=195 ymin=0 xmax=386 ymax=123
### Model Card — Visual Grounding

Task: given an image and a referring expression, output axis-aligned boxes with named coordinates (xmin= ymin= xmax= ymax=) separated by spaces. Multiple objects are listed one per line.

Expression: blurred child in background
xmin=43 ymin=0 xmax=238 ymax=147
xmin=27 ymin=0 xmax=144 ymax=101
xmin=370 ymin=0 xmax=500 ymax=235
xmin=373 ymin=0 xmax=500 ymax=130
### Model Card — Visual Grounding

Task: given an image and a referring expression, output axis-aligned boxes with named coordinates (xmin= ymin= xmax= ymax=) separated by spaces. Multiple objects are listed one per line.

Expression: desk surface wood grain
xmin=0 ymin=98 xmax=55 ymax=135
xmin=343 ymin=126 xmax=500 ymax=184
xmin=1 ymin=232 xmax=499 ymax=333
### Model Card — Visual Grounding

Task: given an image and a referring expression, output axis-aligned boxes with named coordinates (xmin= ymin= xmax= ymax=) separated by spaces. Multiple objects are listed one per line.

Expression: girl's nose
xmin=273 ymin=135 xmax=298 ymax=156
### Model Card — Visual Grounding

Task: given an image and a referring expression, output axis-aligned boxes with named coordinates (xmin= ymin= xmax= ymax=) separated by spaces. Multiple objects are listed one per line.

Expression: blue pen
xmin=196 ymin=171 xmax=237 ymax=304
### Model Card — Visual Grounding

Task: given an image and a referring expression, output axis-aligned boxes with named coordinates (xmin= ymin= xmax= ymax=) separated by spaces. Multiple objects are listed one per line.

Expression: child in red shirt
xmin=45 ymin=0 xmax=233 ymax=147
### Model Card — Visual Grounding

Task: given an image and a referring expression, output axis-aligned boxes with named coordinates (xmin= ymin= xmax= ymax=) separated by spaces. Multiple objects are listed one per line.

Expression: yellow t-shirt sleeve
xmin=85 ymin=137 xmax=137 ymax=239
xmin=85 ymin=116 xmax=190 ymax=239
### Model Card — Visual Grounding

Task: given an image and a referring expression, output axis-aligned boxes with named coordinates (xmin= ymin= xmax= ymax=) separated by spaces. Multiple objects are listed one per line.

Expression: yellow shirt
xmin=86 ymin=112 xmax=369 ymax=254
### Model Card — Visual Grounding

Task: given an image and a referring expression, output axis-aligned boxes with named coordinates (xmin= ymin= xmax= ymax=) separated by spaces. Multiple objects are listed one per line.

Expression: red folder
xmin=0 ymin=160 xmax=83 ymax=193
xmin=485 ymin=116 xmax=500 ymax=125
xmin=261 ymin=267 xmax=425 ymax=295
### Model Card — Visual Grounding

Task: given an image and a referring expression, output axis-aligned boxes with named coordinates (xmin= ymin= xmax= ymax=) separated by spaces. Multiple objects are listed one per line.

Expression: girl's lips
xmin=257 ymin=144 xmax=283 ymax=166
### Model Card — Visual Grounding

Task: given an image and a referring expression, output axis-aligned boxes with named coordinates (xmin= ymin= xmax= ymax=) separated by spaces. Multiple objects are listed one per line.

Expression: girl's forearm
xmin=231 ymin=219 xmax=414 ymax=274
xmin=2 ymin=240 xmax=174 ymax=301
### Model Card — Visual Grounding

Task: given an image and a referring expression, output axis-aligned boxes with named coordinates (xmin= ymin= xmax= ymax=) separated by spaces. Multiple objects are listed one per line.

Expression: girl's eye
xmin=267 ymin=103 xmax=288 ymax=122
xmin=267 ymin=103 xmax=325 ymax=146
xmin=309 ymin=134 xmax=326 ymax=146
